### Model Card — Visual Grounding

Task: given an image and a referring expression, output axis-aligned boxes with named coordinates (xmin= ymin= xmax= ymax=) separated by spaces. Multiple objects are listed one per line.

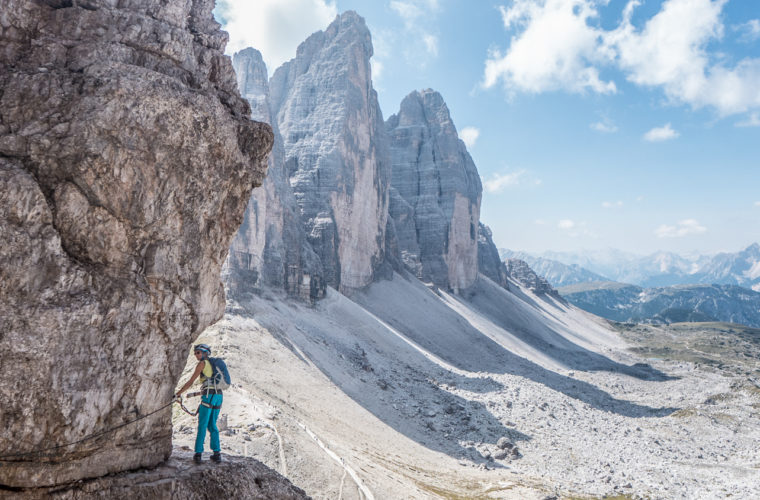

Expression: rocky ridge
xmin=227 ymin=12 xmax=506 ymax=298
xmin=508 ymin=243 xmax=760 ymax=290
xmin=505 ymin=258 xmax=558 ymax=296
xmin=1 ymin=0 xmax=272 ymax=488
xmin=500 ymin=250 xmax=610 ymax=287
xmin=559 ymin=281 xmax=760 ymax=327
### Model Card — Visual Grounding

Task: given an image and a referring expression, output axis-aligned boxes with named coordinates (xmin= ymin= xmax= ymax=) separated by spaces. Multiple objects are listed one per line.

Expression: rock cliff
xmin=225 ymin=14 xmax=506 ymax=301
xmin=0 ymin=0 xmax=272 ymax=488
xmin=505 ymin=259 xmax=558 ymax=296
xmin=477 ymin=223 xmax=510 ymax=288
xmin=386 ymin=89 xmax=482 ymax=291
xmin=228 ymin=48 xmax=324 ymax=301
xmin=269 ymin=11 xmax=391 ymax=293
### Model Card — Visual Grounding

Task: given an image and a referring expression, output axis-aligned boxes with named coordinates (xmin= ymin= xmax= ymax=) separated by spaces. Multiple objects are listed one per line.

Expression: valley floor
xmin=173 ymin=274 xmax=760 ymax=499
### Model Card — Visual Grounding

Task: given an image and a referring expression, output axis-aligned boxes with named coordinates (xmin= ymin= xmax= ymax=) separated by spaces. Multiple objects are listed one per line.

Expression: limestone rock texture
xmin=269 ymin=11 xmax=391 ymax=293
xmin=9 ymin=450 xmax=309 ymax=499
xmin=477 ymin=222 xmax=510 ymax=288
xmin=386 ymin=89 xmax=482 ymax=291
xmin=228 ymin=48 xmax=323 ymax=300
xmin=0 ymin=0 xmax=272 ymax=488
xmin=506 ymin=259 xmax=559 ymax=296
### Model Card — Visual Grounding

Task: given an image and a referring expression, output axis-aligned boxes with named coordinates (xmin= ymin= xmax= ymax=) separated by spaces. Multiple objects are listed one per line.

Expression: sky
xmin=214 ymin=0 xmax=760 ymax=256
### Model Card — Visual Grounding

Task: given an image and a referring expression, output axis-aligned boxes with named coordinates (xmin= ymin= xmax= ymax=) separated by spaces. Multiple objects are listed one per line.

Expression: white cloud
xmin=390 ymin=0 xmax=423 ymax=25
xmin=644 ymin=123 xmax=679 ymax=142
xmin=485 ymin=0 xmax=760 ymax=116
xmin=216 ymin=0 xmax=337 ymax=71
xmin=609 ymin=0 xmax=760 ymax=116
xmin=590 ymin=120 xmax=618 ymax=133
xmin=371 ymin=59 xmax=384 ymax=80
xmin=390 ymin=0 xmax=440 ymax=60
xmin=483 ymin=170 xmax=527 ymax=193
xmin=655 ymin=219 xmax=707 ymax=238
xmin=535 ymin=219 xmax=547 ymax=225
xmin=459 ymin=127 xmax=480 ymax=148
xmin=423 ymin=34 xmax=439 ymax=57
xmin=736 ymin=112 xmax=760 ymax=127
xmin=738 ymin=19 xmax=760 ymax=42
xmin=602 ymin=200 xmax=623 ymax=208
xmin=484 ymin=0 xmax=616 ymax=95
xmin=755 ymin=201 xmax=760 ymax=207
xmin=556 ymin=219 xmax=598 ymax=238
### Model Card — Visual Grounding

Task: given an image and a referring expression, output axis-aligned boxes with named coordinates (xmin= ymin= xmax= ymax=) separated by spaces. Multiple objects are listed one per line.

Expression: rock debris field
xmin=174 ymin=274 xmax=760 ymax=499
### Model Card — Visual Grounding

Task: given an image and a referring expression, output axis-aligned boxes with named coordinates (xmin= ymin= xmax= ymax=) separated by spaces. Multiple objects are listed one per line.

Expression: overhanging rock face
xmin=0 ymin=0 xmax=272 ymax=487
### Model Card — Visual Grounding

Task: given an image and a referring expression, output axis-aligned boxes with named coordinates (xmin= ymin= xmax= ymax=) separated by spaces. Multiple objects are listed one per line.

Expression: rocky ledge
xmin=2 ymin=450 xmax=309 ymax=499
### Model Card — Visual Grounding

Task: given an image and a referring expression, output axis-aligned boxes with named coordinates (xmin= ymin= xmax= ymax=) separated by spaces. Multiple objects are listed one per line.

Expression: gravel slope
xmin=173 ymin=274 xmax=760 ymax=499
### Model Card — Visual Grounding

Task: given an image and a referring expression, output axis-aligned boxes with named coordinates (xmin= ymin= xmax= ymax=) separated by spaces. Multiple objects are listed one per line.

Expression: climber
xmin=175 ymin=343 xmax=223 ymax=464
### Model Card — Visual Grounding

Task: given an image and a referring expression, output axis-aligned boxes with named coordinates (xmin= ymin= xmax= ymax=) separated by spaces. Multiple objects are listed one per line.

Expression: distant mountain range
xmin=501 ymin=244 xmax=760 ymax=291
xmin=557 ymin=281 xmax=760 ymax=328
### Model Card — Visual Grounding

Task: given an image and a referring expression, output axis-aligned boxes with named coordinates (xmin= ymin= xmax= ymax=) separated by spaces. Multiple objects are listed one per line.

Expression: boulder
xmin=0 ymin=0 xmax=272 ymax=487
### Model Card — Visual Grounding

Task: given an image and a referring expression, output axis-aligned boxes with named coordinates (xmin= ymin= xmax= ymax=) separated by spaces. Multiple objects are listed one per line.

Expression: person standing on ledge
xmin=175 ymin=343 xmax=223 ymax=464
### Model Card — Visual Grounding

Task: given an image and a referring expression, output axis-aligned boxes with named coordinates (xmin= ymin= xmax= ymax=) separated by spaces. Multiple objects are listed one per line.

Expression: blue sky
xmin=215 ymin=0 xmax=760 ymax=256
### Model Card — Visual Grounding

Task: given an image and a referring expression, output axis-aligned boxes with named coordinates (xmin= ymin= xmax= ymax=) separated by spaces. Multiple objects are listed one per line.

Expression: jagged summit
xmin=228 ymin=15 xmax=505 ymax=297
xmin=267 ymin=9 xmax=390 ymax=293
xmin=386 ymin=88 xmax=483 ymax=291
xmin=233 ymin=48 xmax=270 ymax=122
xmin=389 ymin=89 xmax=456 ymax=137
xmin=320 ymin=10 xmax=373 ymax=58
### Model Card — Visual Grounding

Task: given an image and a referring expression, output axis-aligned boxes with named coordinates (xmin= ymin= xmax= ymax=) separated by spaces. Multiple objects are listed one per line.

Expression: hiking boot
xmin=193 ymin=453 xmax=202 ymax=464
xmin=211 ymin=452 xmax=222 ymax=463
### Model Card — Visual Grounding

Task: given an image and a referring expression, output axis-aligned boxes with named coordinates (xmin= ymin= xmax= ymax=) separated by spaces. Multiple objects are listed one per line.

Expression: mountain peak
xmin=393 ymin=88 xmax=455 ymax=134
xmin=321 ymin=10 xmax=372 ymax=56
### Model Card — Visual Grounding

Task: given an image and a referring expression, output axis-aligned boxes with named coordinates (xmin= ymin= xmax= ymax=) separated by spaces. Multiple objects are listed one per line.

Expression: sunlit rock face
xmin=0 ymin=0 xmax=272 ymax=487
xmin=269 ymin=11 xmax=391 ymax=293
xmin=229 ymin=48 xmax=324 ymax=300
xmin=386 ymin=89 xmax=482 ymax=291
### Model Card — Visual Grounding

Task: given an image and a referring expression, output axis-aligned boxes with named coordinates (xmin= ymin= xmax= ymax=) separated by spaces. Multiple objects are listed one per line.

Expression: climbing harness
xmin=176 ymin=391 xmax=223 ymax=416
xmin=176 ymin=391 xmax=202 ymax=416
xmin=0 ymin=398 xmax=176 ymax=461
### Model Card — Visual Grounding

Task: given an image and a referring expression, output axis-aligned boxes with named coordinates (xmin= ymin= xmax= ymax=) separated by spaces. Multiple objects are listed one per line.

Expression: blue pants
xmin=194 ymin=393 xmax=223 ymax=453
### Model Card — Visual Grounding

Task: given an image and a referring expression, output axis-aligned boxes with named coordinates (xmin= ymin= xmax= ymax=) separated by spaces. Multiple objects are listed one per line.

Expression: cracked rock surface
xmin=6 ymin=449 xmax=309 ymax=499
xmin=0 ymin=0 xmax=272 ymax=487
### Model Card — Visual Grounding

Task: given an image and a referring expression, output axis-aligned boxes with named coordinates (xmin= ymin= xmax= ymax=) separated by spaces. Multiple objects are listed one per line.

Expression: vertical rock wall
xmin=0 ymin=0 xmax=272 ymax=487
xmin=386 ymin=89 xmax=482 ymax=291
xmin=229 ymin=48 xmax=323 ymax=299
xmin=478 ymin=222 xmax=510 ymax=288
xmin=269 ymin=11 xmax=391 ymax=293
